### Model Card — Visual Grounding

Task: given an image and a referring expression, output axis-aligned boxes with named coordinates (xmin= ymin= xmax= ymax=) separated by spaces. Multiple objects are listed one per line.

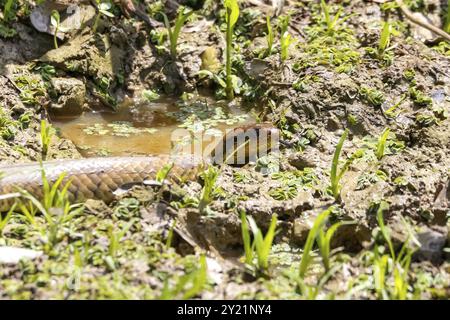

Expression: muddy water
xmin=51 ymin=97 xmax=253 ymax=157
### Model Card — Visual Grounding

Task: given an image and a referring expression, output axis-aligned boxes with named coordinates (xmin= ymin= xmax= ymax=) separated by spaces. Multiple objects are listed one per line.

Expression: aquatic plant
xmin=376 ymin=128 xmax=391 ymax=160
xmin=329 ymin=129 xmax=348 ymax=201
xmin=240 ymin=210 xmax=278 ymax=273
xmin=161 ymin=6 xmax=193 ymax=59
xmin=224 ymin=0 xmax=239 ymax=100
xmin=92 ymin=0 xmax=115 ymax=33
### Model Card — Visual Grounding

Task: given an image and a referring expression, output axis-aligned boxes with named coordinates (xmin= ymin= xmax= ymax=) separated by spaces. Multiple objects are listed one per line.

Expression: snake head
xmin=211 ymin=123 xmax=280 ymax=166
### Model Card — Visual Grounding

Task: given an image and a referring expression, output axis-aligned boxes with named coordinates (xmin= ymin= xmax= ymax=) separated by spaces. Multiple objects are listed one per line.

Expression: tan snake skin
xmin=0 ymin=155 xmax=206 ymax=211
xmin=0 ymin=123 xmax=278 ymax=211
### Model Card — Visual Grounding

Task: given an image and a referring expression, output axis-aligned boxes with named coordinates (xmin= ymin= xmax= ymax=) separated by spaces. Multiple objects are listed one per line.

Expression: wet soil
xmin=0 ymin=0 xmax=448 ymax=299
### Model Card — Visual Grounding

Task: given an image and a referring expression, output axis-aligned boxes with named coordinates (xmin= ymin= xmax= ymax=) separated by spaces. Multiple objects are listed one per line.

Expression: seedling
xmin=240 ymin=210 xmax=278 ymax=273
xmin=165 ymin=219 xmax=176 ymax=249
xmin=160 ymin=254 xmax=208 ymax=299
xmin=371 ymin=201 xmax=418 ymax=299
xmin=19 ymin=170 xmax=83 ymax=252
xmin=0 ymin=203 xmax=15 ymax=236
xmin=329 ymin=129 xmax=348 ymax=201
xmin=161 ymin=6 xmax=193 ymax=59
xmin=224 ymin=0 xmax=239 ymax=100
xmin=279 ymin=15 xmax=294 ymax=62
xmin=376 ymin=128 xmax=390 ymax=160
xmin=2 ymin=0 xmax=15 ymax=22
xmin=198 ymin=166 xmax=220 ymax=214
xmin=384 ymin=94 xmax=406 ymax=118
xmin=445 ymin=0 xmax=450 ymax=33
xmin=263 ymin=15 xmax=274 ymax=58
xmin=106 ymin=219 xmax=135 ymax=270
xmin=320 ymin=0 xmax=347 ymax=34
xmin=40 ymin=119 xmax=53 ymax=161
xmin=50 ymin=10 xmax=61 ymax=49
xmin=298 ymin=206 xmax=334 ymax=278
xmin=92 ymin=0 xmax=115 ymax=33
xmin=316 ymin=218 xmax=352 ymax=271
xmin=379 ymin=21 xmax=391 ymax=53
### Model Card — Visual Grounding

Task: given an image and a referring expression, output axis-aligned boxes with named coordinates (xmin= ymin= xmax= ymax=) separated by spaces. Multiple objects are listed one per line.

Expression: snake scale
xmin=0 ymin=124 xmax=278 ymax=211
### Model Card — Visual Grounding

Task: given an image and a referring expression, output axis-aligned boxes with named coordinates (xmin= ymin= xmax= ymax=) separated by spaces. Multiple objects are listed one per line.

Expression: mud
xmin=0 ymin=0 xmax=448 ymax=299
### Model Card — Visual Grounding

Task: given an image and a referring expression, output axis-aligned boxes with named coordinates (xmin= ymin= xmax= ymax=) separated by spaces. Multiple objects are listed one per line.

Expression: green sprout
xmin=105 ymin=219 xmax=135 ymax=270
xmin=2 ymin=0 xmax=15 ymax=22
xmin=93 ymin=0 xmax=115 ymax=33
xmin=240 ymin=210 xmax=278 ymax=273
xmin=329 ymin=129 xmax=348 ymax=201
xmin=50 ymin=10 xmax=61 ymax=49
xmin=298 ymin=206 xmax=333 ymax=278
xmin=372 ymin=201 xmax=417 ymax=299
xmin=263 ymin=15 xmax=274 ymax=58
xmin=376 ymin=128 xmax=390 ymax=160
xmin=317 ymin=217 xmax=351 ymax=271
xmin=379 ymin=21 xmax=391 ymax=53
xmin=160 ymin=254 xmax=208 ymax=299
xmin=445 ymin=0 xmax=450 ymax=33
xmin=279 ymin=15 xmax=294 ymax=62
xmin=224 ymin=0 xmax=239 ymax=100
xmin=198 ymin=166 xmax=220 ymax=215
xmin=0 ymin=203 xmax=15 ymax=236
xmin=162 ymin=6 xmax=193 ymax=59
xmin=320 ymin=0 xmax=346 ymax=34
xmin=40 ymin=119 xmax=53 ymax=161
xmin=18 ymin=170 xmax=83 ymax=252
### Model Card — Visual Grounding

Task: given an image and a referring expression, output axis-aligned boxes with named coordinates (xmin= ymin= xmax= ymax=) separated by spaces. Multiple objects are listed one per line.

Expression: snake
xmin=0 ymin=123 xmax=279 ymax=211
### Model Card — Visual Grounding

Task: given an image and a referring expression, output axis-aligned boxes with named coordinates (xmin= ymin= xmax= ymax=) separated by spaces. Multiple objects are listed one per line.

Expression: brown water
xmin=51 ymin=97 xmax=253 ymax=157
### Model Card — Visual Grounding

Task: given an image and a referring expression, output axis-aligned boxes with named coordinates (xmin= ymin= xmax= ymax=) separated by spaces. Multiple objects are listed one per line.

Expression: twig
xmin=396 ymin=0 xmax=450 ymax=42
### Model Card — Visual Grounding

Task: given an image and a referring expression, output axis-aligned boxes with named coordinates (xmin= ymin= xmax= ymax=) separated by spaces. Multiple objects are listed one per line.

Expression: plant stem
xmin=226 ymin=7 xmax=234 ymax=100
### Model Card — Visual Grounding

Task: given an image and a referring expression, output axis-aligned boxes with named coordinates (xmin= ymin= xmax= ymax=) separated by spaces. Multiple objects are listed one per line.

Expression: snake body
xmin=0 ymin=124 xmax=278 ymax=211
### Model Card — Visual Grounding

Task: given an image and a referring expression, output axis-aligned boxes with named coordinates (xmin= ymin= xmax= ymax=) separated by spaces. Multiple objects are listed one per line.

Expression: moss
xmin=409 ymin=86 xmax=432 ymax=107
xmin=359 ymin=86 xmax=385 ymax=107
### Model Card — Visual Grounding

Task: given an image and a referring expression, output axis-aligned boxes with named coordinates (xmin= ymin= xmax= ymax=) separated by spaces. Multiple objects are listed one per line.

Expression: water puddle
xmin=51 ymin=95 xmax=254 ymax=157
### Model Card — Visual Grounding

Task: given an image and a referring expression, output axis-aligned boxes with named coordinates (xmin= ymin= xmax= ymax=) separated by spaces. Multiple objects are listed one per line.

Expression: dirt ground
xmin=0 ymin=0 xmax=449 ymax=299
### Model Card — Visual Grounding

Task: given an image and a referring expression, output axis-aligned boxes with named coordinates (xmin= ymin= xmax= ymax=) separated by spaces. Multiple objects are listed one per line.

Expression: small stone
xmin=415 ymin=228 xmax=447 ymax=263
xmin=288 ymin=147 xmax=321 ymax=169
xmin=0 ymin=246 xmax=43 ymax=264
xmin=50 ymin=77 xmax=86 ymax=115
xmin=293 ymin=215 xmax=314 ymax=244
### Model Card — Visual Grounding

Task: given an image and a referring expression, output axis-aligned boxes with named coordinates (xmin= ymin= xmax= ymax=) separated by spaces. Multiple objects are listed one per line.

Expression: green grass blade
xmin=330 ymin=129 xmax=348 ymax=200
xmin=299 ymin=207 xmax=333 ymax=278
xmin=240 ymin=210 xmax=253 ymax=265
xmin=376 ymin=128 xmax=390 ymax=160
